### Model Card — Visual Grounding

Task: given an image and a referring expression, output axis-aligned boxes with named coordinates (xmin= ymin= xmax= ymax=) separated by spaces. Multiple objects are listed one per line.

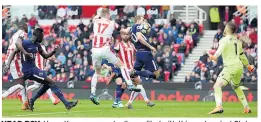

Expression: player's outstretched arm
xmin=212 ymin=38 xmax=226 ymax=59
xmin=238 ymin=42 xmax=249 ymax=67
xmin=136 ymin=32 xmax=156 ymax=52
xmin=3 ymin=49 xmax=18 ymax=73
xmin=38 ymin=45 xmax=58 ymax=59
xmin=16 ymin=37 xmax=31 ymax=58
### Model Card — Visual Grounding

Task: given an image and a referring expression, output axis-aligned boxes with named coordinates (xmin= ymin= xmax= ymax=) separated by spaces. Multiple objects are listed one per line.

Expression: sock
xmin=49 ymin=84 xmax=70 ymax=106
xmin=135 ymin=70 xmax=156 ymax=79
xmin=115 ymin=85 xmax=123 ymax=103
xmin=119 ymin=67 xmax=132 ymax=86
xmin=91 ymin=73 xmax=99 ymax=95
xmin=31 ymin=84 xmax=49 ymax=103
xmin=27 ymin=84 xmax=40 ymax=92
xmin=20 ymin=87 xmax=27 ymax=104
xmin=214 ymin=86 xmax=222 ymax=107
xmin=46 ymin=89 xmax=56 ymax=103
xmin=233 ymin=87 xmax=249 ymax=108
xmin=138 ymin=85 xmax=149 ymax=102
xmin=128 ymin=91 xmax=139 ymax=104
xmin=2 ymin=84 xmax=24 ymax=98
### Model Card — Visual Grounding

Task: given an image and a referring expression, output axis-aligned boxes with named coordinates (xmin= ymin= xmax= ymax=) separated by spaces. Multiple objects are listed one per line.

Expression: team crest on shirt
xmin=39 ymin=72 xmax=43 ymax=76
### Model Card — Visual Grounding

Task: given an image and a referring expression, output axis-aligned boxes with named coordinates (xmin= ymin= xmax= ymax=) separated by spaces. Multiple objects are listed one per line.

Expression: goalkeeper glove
xmin=247 ymin=65 xmax=255 ymax=73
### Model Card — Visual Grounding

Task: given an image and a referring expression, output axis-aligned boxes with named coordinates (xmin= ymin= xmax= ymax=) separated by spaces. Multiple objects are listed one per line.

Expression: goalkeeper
xmin=208 ymin=21 xmax=254 ymax=114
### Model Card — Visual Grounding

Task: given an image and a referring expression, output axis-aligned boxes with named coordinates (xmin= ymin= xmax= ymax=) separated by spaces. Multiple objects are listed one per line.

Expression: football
xmin=141 ymin=22 xmax=151 ymax=35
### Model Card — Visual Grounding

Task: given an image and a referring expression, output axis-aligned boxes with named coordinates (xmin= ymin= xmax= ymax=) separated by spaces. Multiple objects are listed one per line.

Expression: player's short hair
xmin=18 ymin=23 xmax=28 ymax=31
xmin=134 ymin=15 xmax=143 ymax=23
xmin=100 ymin=8 xmax=110 ymax=18
xmin=226 ymin=21 xmax=237 ymax=33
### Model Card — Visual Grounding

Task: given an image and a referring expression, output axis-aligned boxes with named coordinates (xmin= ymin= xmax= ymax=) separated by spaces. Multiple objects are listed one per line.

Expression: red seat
xmin=199 ymin=24 xmax=204 ymax=35
xmin=173 ymin=44 xmax=180 ymax=53
xmin=68 ymin=25 xmax=77 ymax=33
xmin=3 ymin=76 xmax=8 ymax=82
xmin=177 ymin=54 xmax=182 ymax=64
xmin=2 ymin=54 xmax=6 ymax=62
xmin=208 ymin=49 xmax=216 ymax=55
xmin=55 ymin=38 xmax=61 ymax=45
xmin=185 ymin=44 xmax=190 ymax=55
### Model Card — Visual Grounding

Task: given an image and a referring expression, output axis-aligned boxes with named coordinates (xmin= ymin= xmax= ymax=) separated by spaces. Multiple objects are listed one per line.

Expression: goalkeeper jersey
xmin=215 ymin=35 xmax=244 ymax=68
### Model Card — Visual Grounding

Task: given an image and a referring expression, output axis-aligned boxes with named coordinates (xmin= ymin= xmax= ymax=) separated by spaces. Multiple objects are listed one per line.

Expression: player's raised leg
xmin=232 ymin=69 xmax=251 ymax=113
xmin=112 ymin=78 xmax=126 ymax=108
xmin=113 ymin=57 xmax=140 ymax=92
xmin=28 ymin=68 xmax=78 ymax=111
xmin=19 ymin=81 xmax=60 ymax=105
xmin=208 ymin=70 xmax=229 ymax=114
xmin=90 ymin=58 xmax=102 ymax=105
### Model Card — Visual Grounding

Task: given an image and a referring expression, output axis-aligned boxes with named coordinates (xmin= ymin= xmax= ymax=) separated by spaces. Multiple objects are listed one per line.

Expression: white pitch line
xmin=13 ymin=111 xmax=85 ymax=117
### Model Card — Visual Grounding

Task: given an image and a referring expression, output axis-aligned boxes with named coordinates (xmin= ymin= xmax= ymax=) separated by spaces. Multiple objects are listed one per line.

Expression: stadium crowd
xmin=186 ymin=17 xmax=258 ymax=83
xmin=2 ymin=6 xmax=257 ymax=84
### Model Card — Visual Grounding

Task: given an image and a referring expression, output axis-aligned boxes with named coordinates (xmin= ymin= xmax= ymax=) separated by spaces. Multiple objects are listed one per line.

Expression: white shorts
xmin=10 ymin=61 xmax=23 ymax=80
xmin=33 ymin=81 xmax=42 ymax=87
xmin=91 ymin=46 xmax=119 ymax=68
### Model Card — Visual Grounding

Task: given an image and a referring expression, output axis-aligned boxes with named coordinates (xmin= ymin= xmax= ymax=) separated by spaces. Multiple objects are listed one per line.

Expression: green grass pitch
xmin=2 ymin=99 xmax=257 ymax=117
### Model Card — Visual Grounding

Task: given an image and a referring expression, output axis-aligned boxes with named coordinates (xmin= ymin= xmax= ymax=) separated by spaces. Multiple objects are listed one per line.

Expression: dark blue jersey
xmin=131 ymin=24 xmax=150 ymax=51
xmin=101 ymin=59 xmax=121 ymax=75
xmin=21 ymin=40 xmax=40 ymax=72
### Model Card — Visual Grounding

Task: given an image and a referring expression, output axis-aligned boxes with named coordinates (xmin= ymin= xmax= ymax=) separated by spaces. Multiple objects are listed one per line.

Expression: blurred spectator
xmin=115 ymin=15 xmax=121 ymax=26
xmin=245 ymin=50 xmax=255 ymax=65
xmin=179 ymin=25 xmax=186 ymax=36
xmin=57 ymin=52 xmax=66 ymax=65
xmin=136 ymin=6 xmax=146 ymax=16
xmin=214 ymin=29 xmax=223 ymax=41
xmin=189 ymin=24 xmax=198 ymax=46
xmin=73 ymin=53 xmax=83 ymax=65
xmin=178 ymin=42 xmax=186 ymax=65
xmin=13 ymin=16 xmax=19 ymax=27
xmin=19 ymin=14 xmax=28 ymax=25
xmin=249 ymin=28 xmax=257 ymax=44
xmin=147 ymin=14 xmax=155 ymax=26
xmin=156 ymin=56 xmax=164 ymax=68
xmin=171 ymin=51 xmax=181 ymax=73
xmin=176 ymin=33 xmax=184 ymax=44
xmin=37 ymin=6 xmax=47 ymax=19
xmin=45 ymin=32 xmax=56 ymax=42
xmin=2 ymin=41 xmax=9 ymax=54
xmin=213 ymin=38 xmax=219 ymax=49
xmin=121 ymin=16 xmax=129 ymax=27
xmin=162 ymin=24 xmax=171 ymax=34
xmin=82 ymin=27 xmax=90 ymax=39
xmin=46 ymin=64 xmax=56 ymax=77
xmin=185 ymin=74 xmax=193 ymax=82
xmin=222 ymin=6 xmax=233 ymax=22
xmin=162 ymin=5 xmax=169 ymax=19
xmin=184 ymin=30 xmax=193 ymax=48
xmin=209 ymin=6 xmax=220 ymax=30
xmin=169 ymin=14 xmax=176 ymax=27
xmin=250 ymin=17 xmax=257 ymax=28
xmin=218 ymin=20 xmax=227 ymax=31
xmin=251 ymin=75 xmax=257 ymax=83
xmin=150 ymin=37 xmax=160 ymax=49
xmin=244 ymin=72 xmax=252 ymax=83
xmin=199 ymin=51 xmax=208 ymax=64
xmin=237 ymin=19 xmax=247 ymax=33
xmin=57 ymin=25 xmax=65 ymax=37
xmin=51 ymin=19 xmax=60 ymax=34
xmin=166 ymin=30 xmax=175 ymax=45
xmin=172 ymin=26 xmax=178 ymax=39
xmin=77 ymin=20 xmax=86 ymax=32
xmin=123 ymin=6 xmax=135 ymax=17
xmin=87 ymin=20 xmax=94 ymax=33
xmin=46 ymin=6 xmax=57 ymax=19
